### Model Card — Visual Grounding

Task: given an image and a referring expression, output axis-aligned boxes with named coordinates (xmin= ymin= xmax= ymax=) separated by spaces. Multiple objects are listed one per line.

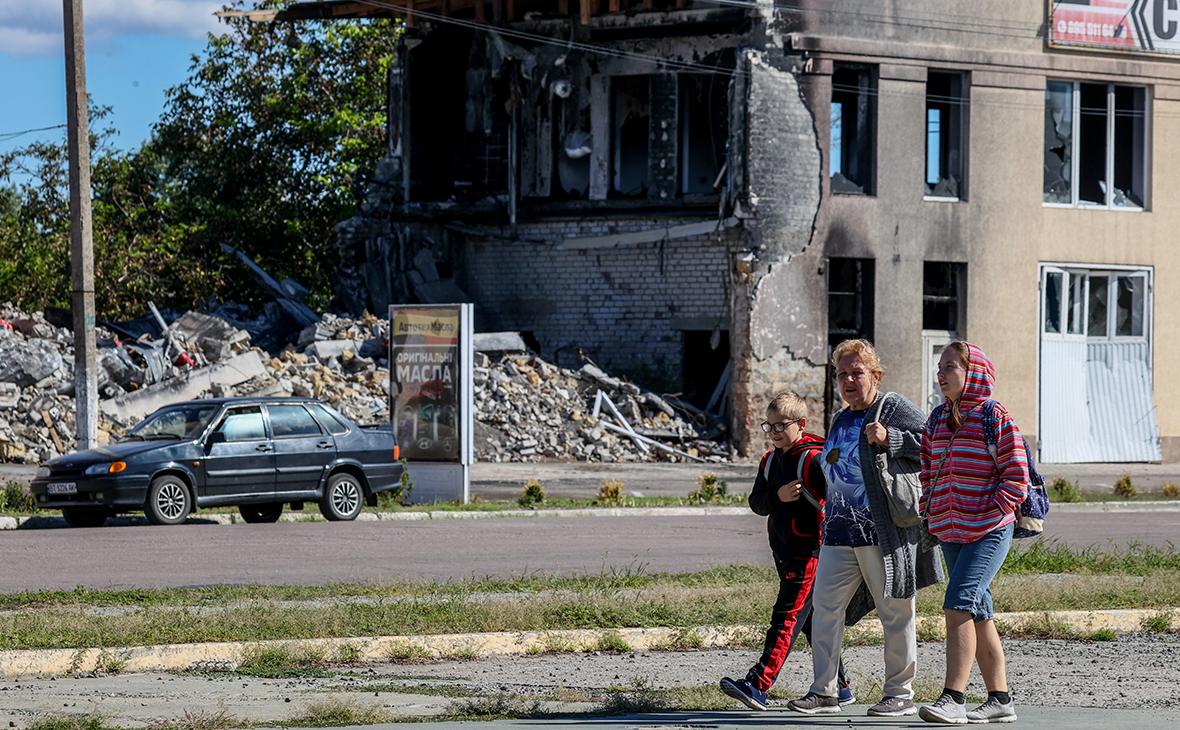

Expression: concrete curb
xmin=5 ymin=500 xmax=1177 ymax=530
xmin=1 ymin=607 xmax=1173 ymax=679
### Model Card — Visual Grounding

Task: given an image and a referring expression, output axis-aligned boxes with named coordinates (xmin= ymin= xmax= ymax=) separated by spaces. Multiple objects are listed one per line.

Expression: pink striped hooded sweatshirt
xmin=919 ymin=342 xmax=1029 ymax=544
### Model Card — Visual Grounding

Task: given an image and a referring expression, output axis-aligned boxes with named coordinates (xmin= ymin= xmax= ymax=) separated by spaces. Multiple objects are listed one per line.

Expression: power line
xmin=0 ymin=124 xmax=67 ymax=143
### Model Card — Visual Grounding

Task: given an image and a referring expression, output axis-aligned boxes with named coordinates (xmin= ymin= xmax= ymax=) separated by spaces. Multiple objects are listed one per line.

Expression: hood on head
xmin=959 ymin=341 xmax=995 ymax=407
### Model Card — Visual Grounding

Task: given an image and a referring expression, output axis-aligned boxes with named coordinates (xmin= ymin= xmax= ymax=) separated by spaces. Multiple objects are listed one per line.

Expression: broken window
xmin=556 ymin=94 xmax=592 ymax=199
xmin=830 ymin=64 xmax=876 ymax=195
xmin=679 ymin=74 xmax=728 ymax=196
xmin=922 ymin=262 xmax=967 ymax=333
xmin=1044 ymin=81 xmax=1147 ymax=208
xmin=827 ymin=258 xmax=875 ymax=348
xmin=612 ymin=75 xmax=651 ymax=197
xmin=925 ymin=71 xmax=967 ymax=199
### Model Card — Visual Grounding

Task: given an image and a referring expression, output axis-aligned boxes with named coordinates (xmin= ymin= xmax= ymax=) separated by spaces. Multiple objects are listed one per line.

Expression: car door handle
xmin=256 ymin=444 xmax=273 ymax=452
xmin=317 ymin=442 xmax=334 ymax=450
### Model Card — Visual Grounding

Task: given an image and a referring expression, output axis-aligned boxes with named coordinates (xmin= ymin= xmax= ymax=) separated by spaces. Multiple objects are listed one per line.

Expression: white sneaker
xmin=967 ymin=696 xmax=1017 ymax=724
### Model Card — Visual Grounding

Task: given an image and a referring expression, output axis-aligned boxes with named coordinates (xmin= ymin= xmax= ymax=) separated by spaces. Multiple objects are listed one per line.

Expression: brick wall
xmin=458 ymin=218 xmax=743 ymax=377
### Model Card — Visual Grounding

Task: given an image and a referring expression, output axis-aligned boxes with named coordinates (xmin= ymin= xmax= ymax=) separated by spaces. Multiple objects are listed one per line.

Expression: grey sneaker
xmin=919 ymin=694 xmax=968 ymax=724
xmin=788 ymin=692 xmax=841 ymax=715
xmin=869 ymin=696 xmax=917 ymax=717
xmin=967 ymin=697 xmax=1017 ymax=724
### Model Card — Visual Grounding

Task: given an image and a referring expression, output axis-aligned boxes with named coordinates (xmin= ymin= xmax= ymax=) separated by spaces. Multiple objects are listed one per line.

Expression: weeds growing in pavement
xmin=649 ymin=627 xmax=704 ymax=652
xmin=1049 ymin=476 xmax=1083 ymax=502
xmin=599 ymin=676 xmax=669 ymax=714
xmin=236 ymin=643 xmax=334 ymax=678
xmin=589 ymin=629 xmax=632 ymax=653
xmin=688 ymin=472 xmax=733 ymax=503
xmin=517 ymin=479 xmax=546 ymax=508
xmin=25 ymin=716 xmax=119 ymax=730
xmin=1141 ymin=610 xmax=1175 ymax=634
xmin=1162 ymin=481 xmax=1180 ymax=499
xmin=1090 ymin=628 xmax=1118 ymax=641
xmin=386 ymin=641 xmax=433 ymax=663
xmin=145 ymin=707 xmax=242 ymax=730
xmin=1114 ymin=473 xmax=1137 ymax=498
xmin=286 ymin=695 xmax=396 ymax=725
xmin=596 ymin=479 xmax=626 ymax=506
xmin=445 ymin=693 xmax=550 ymax=720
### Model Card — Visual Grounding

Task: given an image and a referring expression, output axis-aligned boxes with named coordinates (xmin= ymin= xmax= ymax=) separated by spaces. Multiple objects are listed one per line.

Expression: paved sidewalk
xmin=340 ymin=707 xmax=1178 ymax=730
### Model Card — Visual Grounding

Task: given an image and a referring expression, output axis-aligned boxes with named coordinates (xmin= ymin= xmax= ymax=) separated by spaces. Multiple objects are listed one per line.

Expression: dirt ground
xmin=2 ymin=634 xmax=1177 ymax=728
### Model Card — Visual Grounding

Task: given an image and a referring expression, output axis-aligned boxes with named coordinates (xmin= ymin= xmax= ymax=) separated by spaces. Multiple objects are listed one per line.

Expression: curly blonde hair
xmin=830 ymin=338 xmax=885 ymax=383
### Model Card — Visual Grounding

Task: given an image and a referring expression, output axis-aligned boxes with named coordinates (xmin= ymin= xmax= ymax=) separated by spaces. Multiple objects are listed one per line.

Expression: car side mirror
xmin=207 ymin=431 xmax=227 ymax=445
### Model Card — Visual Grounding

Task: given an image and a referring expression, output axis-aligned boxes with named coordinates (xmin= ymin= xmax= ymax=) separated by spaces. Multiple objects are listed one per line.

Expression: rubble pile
xmin=1 ymin=304 xmax=731 ymax=466
xmin=473 ymin=355 xmax=731 ymax=464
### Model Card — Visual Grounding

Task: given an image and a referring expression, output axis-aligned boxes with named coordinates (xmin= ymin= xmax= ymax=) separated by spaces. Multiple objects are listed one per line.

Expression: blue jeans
xmin=939 ymin=522 xmax=1013 ymax=623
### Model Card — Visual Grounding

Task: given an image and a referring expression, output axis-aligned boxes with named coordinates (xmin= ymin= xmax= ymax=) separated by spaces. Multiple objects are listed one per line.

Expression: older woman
xmin=789 ymin=339 xmax=944 ymax=718
xmin=917 ymin=342 xmax=1028 ymax=724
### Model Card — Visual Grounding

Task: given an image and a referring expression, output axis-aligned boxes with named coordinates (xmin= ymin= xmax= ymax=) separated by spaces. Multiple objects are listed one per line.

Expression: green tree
xmin=153 ymin=0 xmax=398 ymax=311
xmin=0 ymin=1 xmax=397 ymax=319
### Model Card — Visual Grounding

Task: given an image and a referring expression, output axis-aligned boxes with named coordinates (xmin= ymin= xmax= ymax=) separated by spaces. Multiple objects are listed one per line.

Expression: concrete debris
xmin=0 ymin=303 xmax=731 ymax=467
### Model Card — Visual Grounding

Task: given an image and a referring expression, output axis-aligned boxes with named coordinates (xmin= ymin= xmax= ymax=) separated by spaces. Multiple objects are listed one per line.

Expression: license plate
xmin=47 ymin=483 xmax=77 ymax=495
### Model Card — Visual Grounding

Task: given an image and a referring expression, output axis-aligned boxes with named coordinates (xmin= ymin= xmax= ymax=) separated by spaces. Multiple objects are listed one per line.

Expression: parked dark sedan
xmin=30 ymin=397 xmax=404 ymax=527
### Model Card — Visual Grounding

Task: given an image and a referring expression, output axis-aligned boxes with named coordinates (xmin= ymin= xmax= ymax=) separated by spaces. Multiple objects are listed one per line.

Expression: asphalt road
xmin=1 ymin=509 xmax=1177 ymax=593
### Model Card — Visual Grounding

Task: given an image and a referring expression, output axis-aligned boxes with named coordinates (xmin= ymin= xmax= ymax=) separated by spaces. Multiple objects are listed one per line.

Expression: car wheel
xmin=61 ymin=507 xmax=110 ymax=528
xmin=239 ymin=503 xmax=284 ymax=523
xmin=145 ymin=475 xmax=192 ymax=525
xmin=320 ymin=473 xmax=363 ymax=521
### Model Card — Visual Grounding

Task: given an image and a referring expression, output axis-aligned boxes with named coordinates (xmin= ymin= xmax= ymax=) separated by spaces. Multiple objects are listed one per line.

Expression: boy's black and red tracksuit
xmin=746 ymin=433 xmax=848 ymax=692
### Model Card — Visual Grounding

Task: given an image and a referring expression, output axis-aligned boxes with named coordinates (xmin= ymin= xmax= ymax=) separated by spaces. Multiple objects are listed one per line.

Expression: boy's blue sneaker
xmin=719 ymin=677 xmax=768 ymax=711
xmin=838 ymin=683 xmax=856 ymax=706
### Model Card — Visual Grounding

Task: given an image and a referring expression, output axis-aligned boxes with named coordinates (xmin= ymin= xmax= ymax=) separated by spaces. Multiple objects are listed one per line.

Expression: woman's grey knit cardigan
xmin=832 ymin=389 xmax=945 ymax=626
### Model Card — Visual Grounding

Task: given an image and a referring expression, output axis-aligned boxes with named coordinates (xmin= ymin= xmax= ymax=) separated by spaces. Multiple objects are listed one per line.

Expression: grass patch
xmin=1141 ymin=609 xmax=1175 ymax=633
xmin=445 ymin=693 xmax=550 ymax=720
xmin=236 ymin=643 xmax=336 ymax=678
xmin=285 ymin=695 xmax=397 ymax=726
xmin=146 ymin=707 xmax=243 ymax=730
xmin=26 ymin=717 xmax=119 ymax=730
xmin=649 ymin=627 xmax=704 ymax=652
xmin=386 ymin=642 xmax=433 ymax=663
xmin=599 ymin=677 xmax=669 ymax=714
xmin=0 ymin=543 xmax=1176 ymax=652
xmin=1090 ymin=628 xmax=1118 ymax=641
xmin=588 ymin=629 xmax=632 ymax=653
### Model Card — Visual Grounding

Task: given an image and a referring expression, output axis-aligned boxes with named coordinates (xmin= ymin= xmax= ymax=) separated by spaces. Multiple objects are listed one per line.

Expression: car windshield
xmin=124 ymin=404 xmax=221 ymax=441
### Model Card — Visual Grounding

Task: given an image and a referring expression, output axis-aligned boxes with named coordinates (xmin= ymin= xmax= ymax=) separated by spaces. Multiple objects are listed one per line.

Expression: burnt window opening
xmin=923 ymin=262 xmax=967 ymax=334
xmin=682 ymin=329 xmax=730 ymax=409
xmin=555 ymin=95 xmax=592 ymax=199
xmin=679 ymin=74 xmax=728 ymax=196
xmin=830 ymin=64 xmax=876 ymax=195
xmin=827 ymin=258 xmax=875 ymax=349
xmin=408 ymin=33 xmax=511 ymax=203
xmin=1044 ymin=80 xmax=1147 ymax=209
xmin=925 ymin=71 xmax=967 ymax=200
xmin=612 ymin=75 xmax=651 ymax=198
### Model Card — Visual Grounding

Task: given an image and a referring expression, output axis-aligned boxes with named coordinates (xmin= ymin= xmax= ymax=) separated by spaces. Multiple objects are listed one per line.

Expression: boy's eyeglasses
xmin=761 ymin=418 xmax=802 ymax=433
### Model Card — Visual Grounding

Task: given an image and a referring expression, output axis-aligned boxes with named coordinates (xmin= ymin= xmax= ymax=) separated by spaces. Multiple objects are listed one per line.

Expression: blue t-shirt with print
xmin=820 ymin=409 xmax=879 ymax=547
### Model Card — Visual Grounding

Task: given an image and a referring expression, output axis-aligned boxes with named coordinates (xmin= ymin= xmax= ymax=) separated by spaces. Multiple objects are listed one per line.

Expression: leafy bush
xmin=1113 ymin=473 xmax=1136 ymax=499
xmin=1049 ymin=476 xmax=1082 ymax=503
xmin=0 ymin=479 xmax=36 ymax=513
xmin=597 ymin=480 xmax=625 ymax=506
xmin=689 ymin=472 xmax=729 ymax=503
xmin=518 ymin=479 xmax=546 ymax=508
xmin=1161 ymin=481 xmax=1180 ymax=499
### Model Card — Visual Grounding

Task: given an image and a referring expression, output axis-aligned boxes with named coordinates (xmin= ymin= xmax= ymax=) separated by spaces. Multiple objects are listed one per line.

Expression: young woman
xmin=918 ymin=342 xmax=1029 ymax=724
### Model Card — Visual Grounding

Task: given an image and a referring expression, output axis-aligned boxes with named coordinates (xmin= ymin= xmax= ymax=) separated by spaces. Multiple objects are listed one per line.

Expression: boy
xmin=720 ymin=392 xmax=853 ymax=711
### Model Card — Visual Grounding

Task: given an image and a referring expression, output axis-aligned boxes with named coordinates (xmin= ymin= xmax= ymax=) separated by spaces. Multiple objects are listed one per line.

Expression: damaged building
xmin=244 ymin=0 xmax=1180 ymax=463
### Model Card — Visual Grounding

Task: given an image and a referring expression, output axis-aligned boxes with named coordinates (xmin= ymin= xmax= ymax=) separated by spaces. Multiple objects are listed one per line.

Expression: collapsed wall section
xmin=732 ymin=47 xmax=827 ymax=448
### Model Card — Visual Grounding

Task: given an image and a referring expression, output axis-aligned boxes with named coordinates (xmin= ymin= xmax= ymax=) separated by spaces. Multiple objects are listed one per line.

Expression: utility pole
xmin=64 ymin=0 xmax=98 ymax=451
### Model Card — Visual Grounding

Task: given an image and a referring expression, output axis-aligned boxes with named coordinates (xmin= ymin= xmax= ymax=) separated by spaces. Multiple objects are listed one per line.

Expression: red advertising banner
xmin=1049 ymin=0 xmax=1180 ymax=57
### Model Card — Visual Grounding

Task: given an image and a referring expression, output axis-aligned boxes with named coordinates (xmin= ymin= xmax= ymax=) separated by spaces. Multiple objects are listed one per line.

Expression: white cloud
xmin=1 ymin=1 xmax=227 ymax=57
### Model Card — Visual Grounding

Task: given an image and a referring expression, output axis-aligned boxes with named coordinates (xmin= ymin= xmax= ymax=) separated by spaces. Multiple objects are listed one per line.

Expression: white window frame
xmin=1040 ymin=264 xmax=1152 ymax=344
xmin=1042 ymin=81 xmax=1150 ymax=212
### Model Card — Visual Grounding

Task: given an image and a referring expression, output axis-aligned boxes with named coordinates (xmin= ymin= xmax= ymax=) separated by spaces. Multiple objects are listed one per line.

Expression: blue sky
xmin=0 ymin=1 xmax=225 ymax=160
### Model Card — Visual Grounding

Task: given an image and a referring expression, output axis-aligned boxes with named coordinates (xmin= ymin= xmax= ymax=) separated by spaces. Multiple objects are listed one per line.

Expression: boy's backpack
xmin=931 ymin=400 xmax=1048 ymax=539
xmin=978 ymin=399 xmax=1048 ymax=539
xmin=761 ymin=434 xmax=826 ymax=513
